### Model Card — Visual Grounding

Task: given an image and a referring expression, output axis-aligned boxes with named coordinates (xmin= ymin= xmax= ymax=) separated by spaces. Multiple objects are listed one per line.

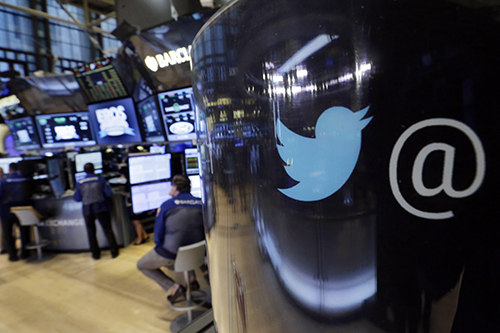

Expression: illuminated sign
xmin=0 ymin=95 xmax=21 ymax=109
xmin=144 ymin=46 xmax=192 ymax=72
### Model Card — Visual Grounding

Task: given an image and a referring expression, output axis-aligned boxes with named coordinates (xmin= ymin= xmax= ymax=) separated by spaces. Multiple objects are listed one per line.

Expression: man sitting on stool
xmin=73 ymin=162 xmax=119 ymax=259
xmin=137 ymin=174 xmax=205 ymax=303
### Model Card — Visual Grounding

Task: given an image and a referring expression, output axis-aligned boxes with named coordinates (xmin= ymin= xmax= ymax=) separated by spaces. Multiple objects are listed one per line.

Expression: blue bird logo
xmin=276 ymin=106 xmax=372 ymax=202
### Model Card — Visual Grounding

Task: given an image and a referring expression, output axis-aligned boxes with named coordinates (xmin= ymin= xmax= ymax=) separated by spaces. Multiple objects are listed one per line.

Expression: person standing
xmin=0 ymin=163 xmax=31 ymax=261
xmin=137 ymin=174 xmax=205 ymax=303
xmin=73 ymin=162 xmax=119 ymax=259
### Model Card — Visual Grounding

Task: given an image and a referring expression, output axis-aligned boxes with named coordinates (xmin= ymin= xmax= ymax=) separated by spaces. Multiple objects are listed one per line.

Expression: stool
xmin=170 ymin=240 xmax=208 ymax=333
xmin=10 ymin=206 xmax=50 ymax=262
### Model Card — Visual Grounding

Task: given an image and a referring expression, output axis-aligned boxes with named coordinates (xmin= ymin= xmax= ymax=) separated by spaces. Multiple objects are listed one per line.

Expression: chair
xmin=170 ymin=240 xmax=208 ymax=333
xmin=10 ymin=206 xmax=50 ymax=261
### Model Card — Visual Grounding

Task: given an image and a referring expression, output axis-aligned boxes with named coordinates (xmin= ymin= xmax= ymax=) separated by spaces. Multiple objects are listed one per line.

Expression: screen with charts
xmin=128 ymin=153 xmax=171 ymax=185
xmin=136 ymin=95 xmax=166 ymax=143
xmin=189 ymin=175 xmax=201 ymax=198
xmin=75 ymin=152 xmax=103 ymax=173
xmin=131 ymin=181 xmax=172 ymax=214
xmin=7 ymin=116 xmax=41 ymax=150
xmin=185 ymin=148 xmax=199 ymax=175
xmin=73 ymin=58 xmax=129 ymax=103
xmin=88 ymin=97 xmax=143 ymax=145
xmin=157 ymin=87 xmax=197 ymax=142
xmin=35 ymin=112 xmax=96 ymax=148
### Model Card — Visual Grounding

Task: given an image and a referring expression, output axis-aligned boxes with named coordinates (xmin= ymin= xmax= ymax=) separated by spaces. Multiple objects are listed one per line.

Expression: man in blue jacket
xmin=137 ymin=174 xmax=205 ymax=303
xmin=0 ymin=163 xmax=31 ymax=261
xmin=74 ymin=162 xmax=119 ymax=259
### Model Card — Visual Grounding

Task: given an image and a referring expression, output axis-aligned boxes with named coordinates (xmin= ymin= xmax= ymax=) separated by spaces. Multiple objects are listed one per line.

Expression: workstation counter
xmin=33 ymin=191 xmax=134 ymax=252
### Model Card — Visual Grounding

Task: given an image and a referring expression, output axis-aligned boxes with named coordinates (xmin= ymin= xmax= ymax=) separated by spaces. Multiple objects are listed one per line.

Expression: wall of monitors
xmin=35 ymin=112 xmax=96 ymax=148
xmin=157 ymin=87 xmax=197 ymax=142
xmin=88 ymin=97 xmax=143 ymax=145
xmin=136 ymin=95 xmax=166 ymax=143
xmin=7 ymin=116 xmax=41 ymax=150
xmin=73 ymin=58 xmax=129 ymax=103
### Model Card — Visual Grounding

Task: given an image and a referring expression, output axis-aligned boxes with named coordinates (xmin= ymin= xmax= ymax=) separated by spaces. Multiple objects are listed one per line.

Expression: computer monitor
xmin=6 ymin=116 xmax=41 ymax=150
xmin=150 ymin=145 xmax=166 ymax=154
xmin=128 ymin=153 xmax=171 ymax=185
xmin=75 ymin=151 xmax=103 ymax=173
xmin=0 ymin=157 xmax=23 ymax=173
xmin=35 ymin=112 xmax=97 ymax=148
xmin=136 ymin=95 xmax=166 ymax=143
xmin=188 ymin=175 xmax=201 ymax=198
xmin=157 ymin=87 xmax=197 ymax=142
xmin=185 ymin=148 xmax=199 ymax=175
xmin=88 ymin=97 xmax=143 ymax=145
xmin=131 ymin=181 xmax=172 ymax=214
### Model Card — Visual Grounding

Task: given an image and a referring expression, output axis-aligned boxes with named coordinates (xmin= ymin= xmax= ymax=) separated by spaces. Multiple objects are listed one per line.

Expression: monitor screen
xmin=0 ymin=157 xmax=23 ymax=173
xmin=150 ymin=145 xmax=166 ymax=154
xmin=88 ymin=97 xmax=143 ymax=145
xmin=75 ymin=152 xmax=103 ymax=172
xmin=73 ymin=58 xmax=129 ymax=103
xmin=35 ymin=112 xmax=97 ymax=148
xmin=131 ymin=181 xmax=172 ymax=214
xmin=7 ymin=116 xmax=41 ymax=150
xmin=128 ymin=153 xmax=171 ymax=185
xmin=136 ymin=95 xmax=166 ymax=143
xmin=189 ymin=175 xmax=201 ymax=198
xmin=157 ymin=87 xmax=197 ymax=142
xmin=185 ymin=148 xmax=199 ymax=175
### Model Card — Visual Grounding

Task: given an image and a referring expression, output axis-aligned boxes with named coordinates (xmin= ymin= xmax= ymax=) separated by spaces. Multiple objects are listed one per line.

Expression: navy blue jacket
xmin=0 ymin=172 xmax=29 ymax=217
xmin=154 ymin=192 xmax=204 ymax=259
xmin=73 ymin=173 xmax=113 ymax=215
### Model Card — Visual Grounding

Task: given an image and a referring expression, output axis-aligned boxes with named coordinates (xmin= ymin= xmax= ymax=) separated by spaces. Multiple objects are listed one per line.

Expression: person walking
xmin=74 ymin=162 xmax=119 ymax=259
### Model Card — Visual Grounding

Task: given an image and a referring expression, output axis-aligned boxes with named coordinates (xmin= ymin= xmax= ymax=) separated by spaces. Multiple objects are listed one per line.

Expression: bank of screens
xmin=7 ymin=116 xmax=41 ymax=150
xmin=136 ymin=95 xmax=166 ymax=142
xmin=88 ymin=97 xmax=142 ymax=145
xmin=157 ymin=87 xmax=197 ymax=142
xmin=0 ymin=157 xmax=23 ymax=173
xmin=75 ymin=151 xmax=103 ymax=172
xmin=185 ymin=148 xmax=199 ymax=175
xmin=188 ymin=175 xmax=201 ymax=198
xmin=73 ymin=58 xmax=128 ymax=103
xmin=35 ymin=112 xmax=96 ymax=148
xmin=128 ymin=153 xmax=171 ymax=185
xmin=131 ymin=181 xmax=172 ymax=214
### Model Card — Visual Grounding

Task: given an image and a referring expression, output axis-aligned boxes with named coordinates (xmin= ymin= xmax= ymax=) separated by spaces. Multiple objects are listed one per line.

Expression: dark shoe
xmin=92 ymin=254 xmax=101 ymax=260
xmin=134 ymin=236 xmax=149 ymax=246
xmin=20 ymin=252 xmax=31 ymax=260
xmin=111 ymin=251 xmax=119 ymax=259
xmin=167 ymin=285 xmax=186 ymax=304
xmin=0 ymin=249 xmax=8 ymax=255
xmin=190 ymin=281 xmax=200 ymax=291
xmin=9 ymin=255 xmax=19 ymax=262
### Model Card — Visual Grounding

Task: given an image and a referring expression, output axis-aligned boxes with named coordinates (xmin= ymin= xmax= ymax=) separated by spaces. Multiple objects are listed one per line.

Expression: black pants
xmin=0 ymin=212 xmax=30 ymax=261
xmin=83 ymin=211 xmax=119 ymax=258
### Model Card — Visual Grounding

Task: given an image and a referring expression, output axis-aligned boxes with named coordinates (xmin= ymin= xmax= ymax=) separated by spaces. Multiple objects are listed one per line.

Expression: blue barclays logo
xmin=276 ymin=106 xmax=372 ymax=202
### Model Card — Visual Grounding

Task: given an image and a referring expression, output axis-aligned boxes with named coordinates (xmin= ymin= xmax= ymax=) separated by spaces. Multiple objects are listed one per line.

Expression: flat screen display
xmin=131 ymin=181 xmax=172 ymax=214
xmin=128 ymin=153 xmax=171 ymax=185
xmin=185 ymin=148 xmax=199 ymax=175
xmin=7 ymin=116 xmax=41 ymax=150
xmin=189 ymin=175 xmax=201 ymax=198
xmin=75 ymin=152 xmax=103 ymax=172
xmin=0 ymin=157 xmax=23 ymax=173
xmin=35 ymin=112 xmax=96 ymax=148
xmin=73 ymin=58 xmax=129 ymax=103
xmin=136 ymin=95 xmax=166 ymax=143
xmin=88 ymin=97 xmax=143 ymax=145
xmin=157 ymin=87 xmax=197 ymax=142
xmin=150 ymin=145 xmax=166 ymax=154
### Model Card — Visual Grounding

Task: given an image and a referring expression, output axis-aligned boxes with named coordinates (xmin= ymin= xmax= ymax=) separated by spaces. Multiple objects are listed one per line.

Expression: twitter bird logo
xmin=276 ymin=106 xmax=372 ymax=202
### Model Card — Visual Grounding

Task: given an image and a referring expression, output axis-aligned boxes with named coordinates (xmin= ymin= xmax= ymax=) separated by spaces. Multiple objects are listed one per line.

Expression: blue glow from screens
xmin=35 ymin=112 xmax=97 ymax=148
xmin=88 ymin=97 xmax=143 ymax=145
xmin=7 ymin=116 xmax=41 ymax=150
xmin=131 ymin=181 xmax=172 ymax=214
xmin=137 ymin=95 xmax=166 ymax=143
xmin=75 ymin=152 xmax=103 ymax=172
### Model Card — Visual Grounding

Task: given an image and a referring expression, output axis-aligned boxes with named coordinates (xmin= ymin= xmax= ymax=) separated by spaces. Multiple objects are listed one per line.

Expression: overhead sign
xmin=144 ymin=46 xmax=192 ymax=72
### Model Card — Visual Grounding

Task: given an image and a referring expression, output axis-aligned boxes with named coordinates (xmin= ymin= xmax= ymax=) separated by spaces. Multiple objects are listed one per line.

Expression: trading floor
xmin=0 ymin=238 xmax=209 ymax=333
